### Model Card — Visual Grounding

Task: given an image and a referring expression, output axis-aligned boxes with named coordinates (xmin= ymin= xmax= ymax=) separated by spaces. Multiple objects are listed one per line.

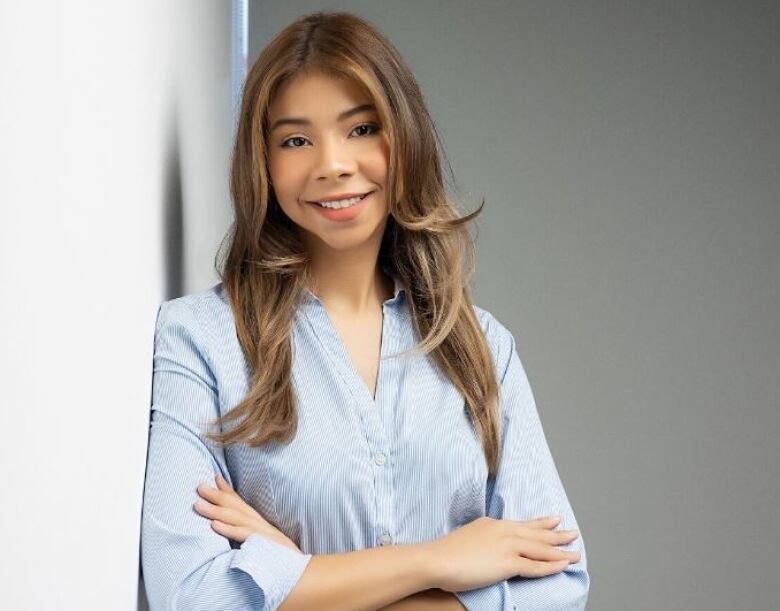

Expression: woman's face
xmin=266 ymin=71 xmax=391 ymax=253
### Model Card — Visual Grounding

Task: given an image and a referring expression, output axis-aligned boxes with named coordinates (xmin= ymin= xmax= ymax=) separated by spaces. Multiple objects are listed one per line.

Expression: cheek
xmin=267 ymin=157 xmax=286 ymax=187
xmin=268 ymin=160 xmax=302 ymax=200
xmin=366 ymin=146 xmax=390 ymax=185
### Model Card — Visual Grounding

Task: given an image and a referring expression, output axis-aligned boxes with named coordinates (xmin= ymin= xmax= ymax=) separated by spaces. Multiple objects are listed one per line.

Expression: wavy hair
xmin=206 ymin=10 xmax=502 ymax=475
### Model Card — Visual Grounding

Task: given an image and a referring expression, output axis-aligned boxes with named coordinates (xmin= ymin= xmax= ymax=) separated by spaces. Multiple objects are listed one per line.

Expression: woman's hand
xmin=424 ymin=515 xmax=581 ymax=593
xmin=194 ymin=473 xmax=302 ymax=553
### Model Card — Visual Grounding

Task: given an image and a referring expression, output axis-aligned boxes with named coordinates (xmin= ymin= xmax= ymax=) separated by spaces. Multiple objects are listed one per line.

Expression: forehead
xmin=268 ymin=71 xmax=372 ymax=118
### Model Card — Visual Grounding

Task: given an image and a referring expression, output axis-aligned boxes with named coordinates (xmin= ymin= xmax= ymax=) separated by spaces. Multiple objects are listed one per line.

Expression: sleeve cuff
xmin=454 ymin=581 xmax=507 ymax=610
xmin=229 ymin=533 xmax=313 ymax=611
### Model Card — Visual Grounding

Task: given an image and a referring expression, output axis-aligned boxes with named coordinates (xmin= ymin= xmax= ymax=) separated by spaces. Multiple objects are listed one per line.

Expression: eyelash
xmin=280 ymin=123 xmax=381 ymax=149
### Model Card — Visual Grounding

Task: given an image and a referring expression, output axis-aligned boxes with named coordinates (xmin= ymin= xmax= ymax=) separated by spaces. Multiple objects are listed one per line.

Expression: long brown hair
xmin=207 ymin=10 xmax=502 ymax=476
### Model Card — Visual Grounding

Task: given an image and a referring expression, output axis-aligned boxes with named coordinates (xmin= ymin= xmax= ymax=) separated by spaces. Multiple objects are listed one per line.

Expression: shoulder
xmin=471 ymin=304 xmax=517 ymax=382
xmin=155 ymin=282 xmax=230 ymax=330
xmin=154 ymin=282 xmax=233 ymax=361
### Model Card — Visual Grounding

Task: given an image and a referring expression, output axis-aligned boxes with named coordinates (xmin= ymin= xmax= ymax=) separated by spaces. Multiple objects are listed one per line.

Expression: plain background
xmin=1 ymin=1 xmax=778 ymax=610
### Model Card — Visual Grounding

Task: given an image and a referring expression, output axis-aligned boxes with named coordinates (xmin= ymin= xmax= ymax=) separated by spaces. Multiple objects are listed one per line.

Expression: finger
xmin=210 ymin=519 xmax=250 ymax=544
xmin=197 ymin=483 xmax=241 ymax=508
xmin=523 ymin=545 xmax=580 ymax=564
xmin=516 ymin=525 xmax=580 ymax=545
xmin=215 ymin=473 xmax=233 ymax=490
xmin=193 ymin=499 xmax=223 ymax=520
xmin=196 ymin=483 xmax=223 ymax=502
xmin=516 ymin=538 xmax=582 ymax=563
xmin=197 ymin=482 xmax=274 ymax=531
xmin=205 ymin=479 xmax=238 ymax=501
xmin=200 ymin=480 xmax=249 ymax=506
xmin=515 ymin=557 xmax=571 ymax=578
xmin=195 ymin=501 xmax=276 ymax=546
xmin=515 ymin=516 xmax=562 ymax=529
xmin=194 ymin=501 xmax=248 ymax=527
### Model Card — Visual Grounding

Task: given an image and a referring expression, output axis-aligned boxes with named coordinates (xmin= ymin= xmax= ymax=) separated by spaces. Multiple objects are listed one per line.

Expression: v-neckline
xmin=324 ymin=305 xmax=387 ymax=406
xmin=299 ymin=271 xmax=405 ymax=406
xmin=298 ymin=298 xmax=389 ymax=406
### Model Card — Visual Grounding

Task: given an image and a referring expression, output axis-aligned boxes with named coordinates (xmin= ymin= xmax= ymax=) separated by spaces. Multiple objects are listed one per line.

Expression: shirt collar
xmin=301 ymin=270 xmax=405 ymax=307
xmin=389 ymin=274 xmax=404 ymax=300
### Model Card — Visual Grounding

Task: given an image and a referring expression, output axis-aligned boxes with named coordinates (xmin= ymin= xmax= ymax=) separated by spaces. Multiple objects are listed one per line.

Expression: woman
xmin=141 ymin=10 xmax=589 ymax=611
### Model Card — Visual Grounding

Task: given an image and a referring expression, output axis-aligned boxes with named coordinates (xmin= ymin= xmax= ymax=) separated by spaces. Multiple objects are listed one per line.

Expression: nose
xmin=314 ymin=133 xmax=357 ymax=181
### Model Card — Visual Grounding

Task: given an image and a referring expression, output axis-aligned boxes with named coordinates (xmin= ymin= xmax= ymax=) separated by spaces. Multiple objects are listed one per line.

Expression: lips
xmin=307 ymin=190 xmax=374 ymax=206
xmin=307 ymin=189 xmax=374 ymax=222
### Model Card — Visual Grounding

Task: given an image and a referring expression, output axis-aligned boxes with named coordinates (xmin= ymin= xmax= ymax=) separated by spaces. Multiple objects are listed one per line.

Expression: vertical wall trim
xmin=231 ymin=0 xmax=249 ymax=133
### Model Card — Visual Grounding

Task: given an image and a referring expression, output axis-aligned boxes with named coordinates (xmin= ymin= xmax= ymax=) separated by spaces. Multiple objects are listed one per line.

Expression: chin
xmin=316 ymin=230 xmax=379 ymax=251
xmin=311 ymin=218 xmax=388 ymax=250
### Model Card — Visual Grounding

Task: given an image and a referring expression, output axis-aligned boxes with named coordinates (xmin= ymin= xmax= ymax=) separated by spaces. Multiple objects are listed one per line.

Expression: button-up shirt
xmin=141 ymin=278 xmax=589 ymax=610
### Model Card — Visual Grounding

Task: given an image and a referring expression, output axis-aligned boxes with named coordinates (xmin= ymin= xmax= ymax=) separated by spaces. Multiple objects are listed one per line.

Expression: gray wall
xmin=251 ymin=2 xmax=779 ymax=609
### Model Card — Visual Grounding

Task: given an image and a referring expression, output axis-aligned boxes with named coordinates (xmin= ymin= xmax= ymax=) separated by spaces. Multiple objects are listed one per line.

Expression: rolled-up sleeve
xmin=141 ymin=298 xmax=312 ymax=611
xmin=455 ymin=313 xmax=590 ymax=610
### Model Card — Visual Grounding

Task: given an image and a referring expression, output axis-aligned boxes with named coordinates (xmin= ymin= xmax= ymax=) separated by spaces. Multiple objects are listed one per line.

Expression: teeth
xmin=317 ymin=193 xmax=367 ymax=209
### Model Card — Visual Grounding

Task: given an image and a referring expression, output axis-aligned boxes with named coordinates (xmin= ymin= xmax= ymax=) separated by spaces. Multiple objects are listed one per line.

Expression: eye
xmin=350 ymin=122 xmax=381 ymax=137
xmin=280 ymin=136 xmax=309 ymax=149
xmin=279 ymin=123 xmax=381 ymax=149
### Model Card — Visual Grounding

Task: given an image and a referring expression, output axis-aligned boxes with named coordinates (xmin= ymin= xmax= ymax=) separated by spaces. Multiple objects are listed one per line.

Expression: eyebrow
xmin=269 ymin=103 xmax=377 ymax=133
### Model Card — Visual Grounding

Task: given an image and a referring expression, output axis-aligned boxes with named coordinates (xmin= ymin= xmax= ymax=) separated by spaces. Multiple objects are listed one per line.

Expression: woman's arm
xmin=194 ymin=487 xmax=442 ymax=611
xmin=276 ymin=543 xmax=443 ymax=611
xmin=453 ymin=312 xmax=590 ymax=610
xmin=379 ymin=589 xmax=466 ymax=610
xmin=142 ymin=300 xmax=314 ymax=610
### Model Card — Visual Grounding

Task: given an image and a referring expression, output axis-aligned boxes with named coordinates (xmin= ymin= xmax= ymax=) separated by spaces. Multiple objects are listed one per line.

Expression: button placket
xmin=297 ymin=288 xmax=411 ymax=552
xmin=366 ymin=307 xmax=398 ymax=548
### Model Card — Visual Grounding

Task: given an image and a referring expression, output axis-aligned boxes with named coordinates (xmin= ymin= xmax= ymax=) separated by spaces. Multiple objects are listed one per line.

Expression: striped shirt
xmin=141 ymin=279 xmax=589 ymax=610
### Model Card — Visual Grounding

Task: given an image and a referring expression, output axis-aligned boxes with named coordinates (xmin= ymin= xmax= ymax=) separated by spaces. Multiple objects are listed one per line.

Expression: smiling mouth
xmin=307 ymin=190 xmax=375 ymax=209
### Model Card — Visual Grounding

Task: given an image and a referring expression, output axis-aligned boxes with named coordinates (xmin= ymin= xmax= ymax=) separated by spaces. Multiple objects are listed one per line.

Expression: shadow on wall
xmin=163 ymin=102 xmax=185 ymax=302
xmin=137 ymin=99 xmax=185 ymax=611
xmin=138 ymin=576 xmax=149 ymax=611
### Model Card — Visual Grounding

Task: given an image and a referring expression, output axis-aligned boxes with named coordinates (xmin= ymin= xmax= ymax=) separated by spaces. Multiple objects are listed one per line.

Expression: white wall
xmin=0 ymin=2 xmax=233 ymax=608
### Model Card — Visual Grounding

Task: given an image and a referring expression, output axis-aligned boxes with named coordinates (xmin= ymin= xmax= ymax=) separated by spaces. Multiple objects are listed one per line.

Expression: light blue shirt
xmin=141 ymin=279 xmax=589 ymax=610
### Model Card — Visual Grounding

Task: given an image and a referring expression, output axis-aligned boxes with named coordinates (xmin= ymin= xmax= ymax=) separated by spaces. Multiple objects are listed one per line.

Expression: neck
xmin=304 ymin=231 xmax=394 ymax=316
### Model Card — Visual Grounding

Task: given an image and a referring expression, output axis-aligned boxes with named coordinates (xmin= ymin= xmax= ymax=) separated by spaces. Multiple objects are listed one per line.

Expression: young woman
xmin=141 ymin=11 xmax=589 ymax=611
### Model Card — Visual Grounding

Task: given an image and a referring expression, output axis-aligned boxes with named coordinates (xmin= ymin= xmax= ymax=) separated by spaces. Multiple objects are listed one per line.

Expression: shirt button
xmin=379 ymin=533 xmax=393 ymax=546
xmin=374 ymin=453 xmax=387 ymax=466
